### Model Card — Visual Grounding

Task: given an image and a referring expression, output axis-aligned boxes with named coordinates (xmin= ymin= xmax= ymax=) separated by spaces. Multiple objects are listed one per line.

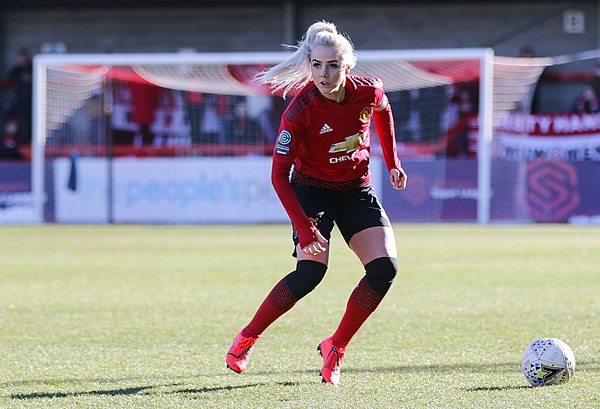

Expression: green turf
xmin=0 ymin=224 xmax=598 ymax=408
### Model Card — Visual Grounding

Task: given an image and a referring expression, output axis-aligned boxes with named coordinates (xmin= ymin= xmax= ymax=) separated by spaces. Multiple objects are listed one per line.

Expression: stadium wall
xmin=1 ymin=2 xmax=599 ymax=69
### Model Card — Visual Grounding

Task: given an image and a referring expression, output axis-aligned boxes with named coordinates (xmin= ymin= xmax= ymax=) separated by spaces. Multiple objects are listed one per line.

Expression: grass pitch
xmin=0 ymin=224 xmax=598 ymax=408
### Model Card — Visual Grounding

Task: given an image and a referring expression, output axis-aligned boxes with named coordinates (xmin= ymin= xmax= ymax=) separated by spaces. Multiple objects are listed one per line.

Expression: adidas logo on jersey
xmin=319 ymin=123 xmax=333 ymax=134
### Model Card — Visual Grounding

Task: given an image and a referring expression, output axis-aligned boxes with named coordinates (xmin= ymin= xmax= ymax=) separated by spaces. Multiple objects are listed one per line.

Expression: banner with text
xmin=495 ymin=113 xmax=600 ymax=161
xmin=112 ymin=157 xmax=287 ymax=223
xmin=381 ymin=158 xmax=600 ymax=223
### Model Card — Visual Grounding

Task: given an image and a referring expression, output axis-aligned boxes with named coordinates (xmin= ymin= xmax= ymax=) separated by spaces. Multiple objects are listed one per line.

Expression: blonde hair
xmin=256 ymin=21 xmax=357 ymax=98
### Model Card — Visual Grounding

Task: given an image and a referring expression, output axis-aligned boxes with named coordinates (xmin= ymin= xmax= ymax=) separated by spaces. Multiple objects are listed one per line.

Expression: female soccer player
xmin=226 ymin=20 xmax=407 ymax=386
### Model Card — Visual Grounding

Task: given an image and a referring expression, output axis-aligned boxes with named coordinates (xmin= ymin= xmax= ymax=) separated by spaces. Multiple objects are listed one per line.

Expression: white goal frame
xmin=32 ymin=48 xmax=495 ymax=224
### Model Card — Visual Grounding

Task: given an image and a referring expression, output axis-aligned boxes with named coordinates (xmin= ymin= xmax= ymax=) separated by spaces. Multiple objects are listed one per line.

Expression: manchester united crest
xmin=359 ymin=106 xmax=372 ymax=123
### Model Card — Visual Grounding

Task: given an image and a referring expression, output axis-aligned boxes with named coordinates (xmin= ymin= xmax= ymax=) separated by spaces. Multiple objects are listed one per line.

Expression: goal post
xmin=31 ymin=48 xmax=550 ymax=224
xmin=478 ymin=48 xmax=495 ymax=224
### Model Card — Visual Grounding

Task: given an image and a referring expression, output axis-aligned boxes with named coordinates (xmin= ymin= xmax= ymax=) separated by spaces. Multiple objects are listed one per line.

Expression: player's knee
xmin=285 ymin=260 xmax=327 ymax=299
xmin=364 ymin=257 xmax=398 ymax=294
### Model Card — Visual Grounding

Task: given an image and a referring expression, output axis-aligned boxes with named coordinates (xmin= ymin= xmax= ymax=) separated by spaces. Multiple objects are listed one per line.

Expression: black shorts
xmin=291 ymin=182 xmax=391 ymax=252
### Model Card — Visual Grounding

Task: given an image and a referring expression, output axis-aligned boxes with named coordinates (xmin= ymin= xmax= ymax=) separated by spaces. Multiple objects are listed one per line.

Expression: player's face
xmin=310 ymin=45 xmax=349 ymax=102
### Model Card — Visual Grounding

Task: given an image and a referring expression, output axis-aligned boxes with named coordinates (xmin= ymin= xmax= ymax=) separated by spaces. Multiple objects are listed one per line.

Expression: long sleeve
xmin=271 ymin=159 xmax=318 ymax=248
xmin=373 ymin=94 xmax=402 ymax=172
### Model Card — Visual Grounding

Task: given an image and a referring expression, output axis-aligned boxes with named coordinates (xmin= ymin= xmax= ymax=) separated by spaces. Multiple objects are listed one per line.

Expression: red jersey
xmin=271 ymin=75 xmax=402 ymax=248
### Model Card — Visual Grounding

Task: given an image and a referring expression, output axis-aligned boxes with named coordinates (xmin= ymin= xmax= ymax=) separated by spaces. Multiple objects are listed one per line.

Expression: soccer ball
xmin=521 ymin=338 xmax=576 ymax=387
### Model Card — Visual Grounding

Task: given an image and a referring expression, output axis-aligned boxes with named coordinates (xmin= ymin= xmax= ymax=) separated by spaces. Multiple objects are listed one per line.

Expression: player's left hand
xmin=390 ymin=167 xmax=407 ymax=190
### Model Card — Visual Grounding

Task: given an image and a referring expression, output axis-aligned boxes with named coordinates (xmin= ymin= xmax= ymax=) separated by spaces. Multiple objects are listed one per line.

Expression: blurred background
xmin=1 ymin=0 xmax=599 ymax=225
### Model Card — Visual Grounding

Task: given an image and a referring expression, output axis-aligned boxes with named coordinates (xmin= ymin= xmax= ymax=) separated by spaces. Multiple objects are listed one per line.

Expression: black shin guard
xmin=364 ymin=257 xmax=398 ymax=295
xmin=284 ymin=260 xmax=328 ymax=299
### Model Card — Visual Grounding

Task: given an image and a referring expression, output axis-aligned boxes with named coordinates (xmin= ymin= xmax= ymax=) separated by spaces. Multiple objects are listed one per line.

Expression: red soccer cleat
xmin=226 ymin=332 xmax=258 ymax=373
xmin=317 ymin=336 xmax=346 ymax=386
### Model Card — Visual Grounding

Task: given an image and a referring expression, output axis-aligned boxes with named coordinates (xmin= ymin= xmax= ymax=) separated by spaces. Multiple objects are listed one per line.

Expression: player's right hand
xmin=301 ymin=230 xmax=328 ymax=256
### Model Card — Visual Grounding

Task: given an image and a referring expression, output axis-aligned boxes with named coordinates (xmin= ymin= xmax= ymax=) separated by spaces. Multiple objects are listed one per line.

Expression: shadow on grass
xmin=343 ymin=361 xmax=520 ymax=375
xmin=1 ymin=375 xmax=183 ymax=388
xmin=8 ymin=359 xmax=594 ymax=400
xmin=466 ymin=385 xmax=532 ymax=392
xmin=9 ymin=381 xmax=302 ymax=400
xmin=11 ymin=385 xmax=159 ymax=400
xmin=172 ymin=381 xmax=301 ymax=396
xmin=245 ymin=359 xmax=598 ymax=377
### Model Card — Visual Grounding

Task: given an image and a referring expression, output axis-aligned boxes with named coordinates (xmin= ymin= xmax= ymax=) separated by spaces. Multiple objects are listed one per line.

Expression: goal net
xmin=31 ymin=49 xmax=551 ymax=224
